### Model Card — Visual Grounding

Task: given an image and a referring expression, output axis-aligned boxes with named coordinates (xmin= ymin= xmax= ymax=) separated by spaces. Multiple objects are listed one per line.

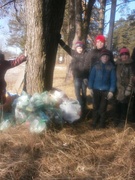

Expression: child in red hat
xmin=84 ymin=34 xmax=115 ymax=74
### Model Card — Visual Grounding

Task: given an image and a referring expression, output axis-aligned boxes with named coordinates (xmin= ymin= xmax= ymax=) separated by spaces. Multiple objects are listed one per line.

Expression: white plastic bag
xmin=59 ymin=99 xmax=81 ymax=123
xmin=29 ymin=118 xmax=47 ymax=133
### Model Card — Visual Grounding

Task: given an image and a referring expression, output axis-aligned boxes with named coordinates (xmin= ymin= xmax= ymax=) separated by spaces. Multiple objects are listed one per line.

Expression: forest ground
xmin=1 ymin=62 xmax=135 ymax=180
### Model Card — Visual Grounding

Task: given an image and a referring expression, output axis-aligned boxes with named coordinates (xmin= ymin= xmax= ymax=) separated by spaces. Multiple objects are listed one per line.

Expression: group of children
xmin=59 ymin=35 xmax=135 ymax=129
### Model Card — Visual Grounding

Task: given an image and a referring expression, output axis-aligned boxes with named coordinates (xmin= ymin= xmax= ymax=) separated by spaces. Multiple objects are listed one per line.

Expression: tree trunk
xmin=83 ymin=0 xmax=96 ymax=41
xmin=68 ymin=0 xmax=75 ymax=47
xmin=25 ymin=0 xmax=66 ymax=94
xmin=72 ymin=0 xmax=82 ymax=47
xmin=98 ymin=0 xmax=106 ymax=34
xmin=107 ymin=0 xmax=117 ymax=50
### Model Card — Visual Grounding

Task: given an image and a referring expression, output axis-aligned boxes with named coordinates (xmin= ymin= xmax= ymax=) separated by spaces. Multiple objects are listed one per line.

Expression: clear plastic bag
xmin=12 ymin=91 xmax=30 ymax=110
xmin=27 ymin=111 xmax=49 ymax=133
xmin=29 ymin=118 xmax=47 ymax=134
xmin=49 ymin=89 xmax=69 ymax=107
xmin=0 ymin=120 xmax=11 ymax=131
xmin=59 ymin=99 xmax=81 ymax=123
xmin=0 ymin=112 xmax=14 ymax=131
xmin=15 ymin=108 xmax=29 ymax=124
xmin=26 ymin=93 xmax=45 ymax=111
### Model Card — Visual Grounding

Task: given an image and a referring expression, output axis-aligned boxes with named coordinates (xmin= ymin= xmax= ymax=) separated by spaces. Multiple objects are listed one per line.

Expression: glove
xmin=125 ymin=90 xmax=131 ymax=96
xmin=89 ymin=89 xmax=93 ymax=97
xmin=107 ymin=92 xmax=113 ymax=100
xmin=83 ymin=79 xmax=88 ymax=86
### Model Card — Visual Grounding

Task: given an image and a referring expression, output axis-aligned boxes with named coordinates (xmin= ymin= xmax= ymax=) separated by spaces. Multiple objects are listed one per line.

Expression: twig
xmin=0 ymin=0 xmax=15 ymax=9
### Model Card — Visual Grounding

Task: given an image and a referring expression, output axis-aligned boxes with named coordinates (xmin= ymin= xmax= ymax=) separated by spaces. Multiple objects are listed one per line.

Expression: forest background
xmin=0 ymin=1 xmax=135 ymax=179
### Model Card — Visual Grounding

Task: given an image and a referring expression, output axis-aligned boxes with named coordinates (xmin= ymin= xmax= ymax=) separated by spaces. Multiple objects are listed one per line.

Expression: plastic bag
xmin=26 ymin=93 xmax=45 ymax=112
xmin=59 ymin=99 xmax=81 ymax=123
xmin=0 ymin=120 xmax=11 ymax=131
xmin=15 ymin=108 xmax=29 ymax=124
xmin=49 ymin=89 xmax=69 ymax=107
xmin=40 ymin=91 xmax=55 ymax=107
xmin=29 ymin=118 xmax=47 ymax=133
xmin=25 ymin=111 xmax=49 ymax=133
xmin=44 ymin=107 xmax=64 ymax=129
xmin=0 ymin=112 xmax=14 ymax=131
xmin=13 ymin=91 xmax=30 ymax=110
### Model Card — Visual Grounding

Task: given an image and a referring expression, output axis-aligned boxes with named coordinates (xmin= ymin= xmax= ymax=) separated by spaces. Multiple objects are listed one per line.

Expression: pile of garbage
xmin=0 ymin=89 xmax=81 ymax=133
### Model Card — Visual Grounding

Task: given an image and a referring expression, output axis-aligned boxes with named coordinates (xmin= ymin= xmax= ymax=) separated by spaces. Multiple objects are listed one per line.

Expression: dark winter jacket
xmin=84 ymin=48 xmax=114 ymax=73
xmin=59 ymin=39 xmax=88 ymax=78
xmin=116 ymin=58 xmax=133 ymax=101
xmin=131 ymin=47 xmax=135 ymax=85
xmin=59 ymin=39 xmax=114 ymax=78
xmin=0 ymin=54 xmax=27 ymax=96
xmin=88 ymin=61 xmax=116 ymax=93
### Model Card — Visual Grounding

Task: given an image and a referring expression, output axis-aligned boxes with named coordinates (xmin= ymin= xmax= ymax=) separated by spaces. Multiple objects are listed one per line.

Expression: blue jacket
xmin=88 ymin=61 xmax=116 ymax=92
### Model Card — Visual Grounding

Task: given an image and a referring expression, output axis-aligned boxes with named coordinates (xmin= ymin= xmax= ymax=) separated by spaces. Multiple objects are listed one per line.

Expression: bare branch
xmin=0 ymin=0 xmax=15 ymax=9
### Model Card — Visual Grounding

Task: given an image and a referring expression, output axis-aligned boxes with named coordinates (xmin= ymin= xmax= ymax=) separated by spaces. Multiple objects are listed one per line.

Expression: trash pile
xmin=0 ymin=89 xmax=81 ymax=133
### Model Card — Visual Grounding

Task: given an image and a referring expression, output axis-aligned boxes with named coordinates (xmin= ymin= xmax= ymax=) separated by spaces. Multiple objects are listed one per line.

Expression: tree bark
xmin=72 ymin=0 xmax=82 ymax=47
xmin=68 ymin=0 xmax=75 ymax=47
xmin=98 ymin=0 xmax=106 ymax=34
xmin=25 ymin=0 xmax=66 ymax=94
xmin=83 ymin=0 xmax=96 ymax=40
xmin=107 ymin=0 xmax=116 ymax=50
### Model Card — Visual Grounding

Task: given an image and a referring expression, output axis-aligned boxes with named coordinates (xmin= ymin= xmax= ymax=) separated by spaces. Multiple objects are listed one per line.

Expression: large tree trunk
xmin=25 ymin=0 xmax=66 ymax=94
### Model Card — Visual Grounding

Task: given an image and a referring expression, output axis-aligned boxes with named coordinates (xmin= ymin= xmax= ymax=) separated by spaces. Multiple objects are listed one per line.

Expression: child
xmin=115 ymin=47 xmax=133 ymax=127
xmin=84 ymin=35 xmax=115 ymax=72
xmin=0 ymin=50 xmax=27 ymax=104
xmin=59 ymin=39 xmax=88 ymax=115
xmin=88 ymin=49 xmax=116 ymax=128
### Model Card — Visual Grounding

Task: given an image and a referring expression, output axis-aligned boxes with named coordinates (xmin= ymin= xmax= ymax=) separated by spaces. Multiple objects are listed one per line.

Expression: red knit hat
xmin=75 ymin=41 xmax=85 ymax=49
xmin=95 ymin=35 xmax=106 ymax=43
xmin=119 ymin=47 xmax=130 ymax=56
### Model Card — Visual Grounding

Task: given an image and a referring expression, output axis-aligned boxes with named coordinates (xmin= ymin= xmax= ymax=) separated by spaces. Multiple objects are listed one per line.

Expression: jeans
xmin=92 ymin=89 xmax=108 ymax=127
xmin=73 ymin=78 xmax=87 ymax=110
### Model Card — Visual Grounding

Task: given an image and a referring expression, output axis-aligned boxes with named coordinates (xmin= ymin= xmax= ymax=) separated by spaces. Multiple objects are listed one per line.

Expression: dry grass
xmin=0 ymin=63 xmax=135 ymax=180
